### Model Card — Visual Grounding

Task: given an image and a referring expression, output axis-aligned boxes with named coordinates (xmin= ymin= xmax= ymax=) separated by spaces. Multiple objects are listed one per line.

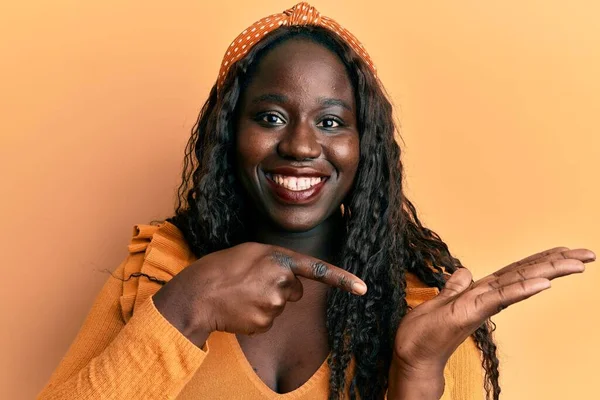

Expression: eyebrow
xmin=318 ymin=97 xmax=353 ymax=112
xmin=251 ymin=93 xmax=288 ymax=104
xmin=250 ymin=93 xmax=353 ymax=112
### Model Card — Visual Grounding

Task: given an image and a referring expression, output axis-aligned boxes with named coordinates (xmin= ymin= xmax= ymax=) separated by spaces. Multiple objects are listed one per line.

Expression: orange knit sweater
xmin=38 ymin=222 xmax=485 ymax=399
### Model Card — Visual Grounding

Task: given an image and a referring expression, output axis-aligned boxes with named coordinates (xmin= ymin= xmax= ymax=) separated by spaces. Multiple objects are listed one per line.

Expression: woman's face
xmin=235 ymin=38 xmax=360 ymax=232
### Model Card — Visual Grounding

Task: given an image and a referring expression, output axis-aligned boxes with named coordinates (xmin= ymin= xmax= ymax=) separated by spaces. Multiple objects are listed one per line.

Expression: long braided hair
xmin=167 ymin=26 xmax=500 ymax=399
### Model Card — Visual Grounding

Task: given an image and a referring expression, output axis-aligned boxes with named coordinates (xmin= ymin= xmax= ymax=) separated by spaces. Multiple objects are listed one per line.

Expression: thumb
xmin=437 ymin=268 xmax=473 ymax=301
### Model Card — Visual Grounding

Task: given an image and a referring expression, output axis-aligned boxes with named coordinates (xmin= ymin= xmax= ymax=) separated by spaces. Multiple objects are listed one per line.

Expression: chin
xmin=268 ymin=203 xmax=346 ymax=233
xmin=267 ymin=212 xmax=327 ymax=233
xmin=274 ymin=218 xmax=321 ymax=233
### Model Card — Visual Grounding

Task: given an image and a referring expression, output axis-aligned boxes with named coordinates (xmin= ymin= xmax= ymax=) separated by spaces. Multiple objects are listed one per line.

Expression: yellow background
xmin=1 ymin=1 xmax=598 ymax=399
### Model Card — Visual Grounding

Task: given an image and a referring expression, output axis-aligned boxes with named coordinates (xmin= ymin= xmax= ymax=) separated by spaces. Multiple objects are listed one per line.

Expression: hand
xmin=388 ymin=247 xmax=595 ymax=399
xmin=153 ymin=242 xmax=367 ymax=346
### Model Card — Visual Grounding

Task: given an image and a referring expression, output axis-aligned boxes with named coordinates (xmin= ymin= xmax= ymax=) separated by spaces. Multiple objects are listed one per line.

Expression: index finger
xmin=270 ymin=247 xmax=367 ymax=295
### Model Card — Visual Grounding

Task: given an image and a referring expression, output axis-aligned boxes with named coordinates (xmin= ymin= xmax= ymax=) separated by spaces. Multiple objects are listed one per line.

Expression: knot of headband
xmin=216 ymin=2 xmax=377 ymax=91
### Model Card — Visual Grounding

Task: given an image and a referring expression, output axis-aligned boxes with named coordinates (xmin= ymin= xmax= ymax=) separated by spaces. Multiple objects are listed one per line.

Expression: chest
xmin=236 ymin=304 xmax=330 ymax=393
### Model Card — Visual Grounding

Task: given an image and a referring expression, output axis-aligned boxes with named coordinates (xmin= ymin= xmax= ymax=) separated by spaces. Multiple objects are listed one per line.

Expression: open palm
xmin=392 ymin=247 xmax=595 ymax=375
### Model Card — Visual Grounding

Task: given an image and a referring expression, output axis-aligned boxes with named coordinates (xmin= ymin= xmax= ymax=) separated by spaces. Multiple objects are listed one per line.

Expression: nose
xmin=277 ymin=121 xmax=322 ymax=161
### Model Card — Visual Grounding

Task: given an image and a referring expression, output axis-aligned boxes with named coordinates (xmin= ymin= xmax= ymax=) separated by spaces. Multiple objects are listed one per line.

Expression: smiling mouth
xmin=265 ymin=173 xmax=326 ymax=191
xmin=263 ymin=172 xmax=329 ymax=204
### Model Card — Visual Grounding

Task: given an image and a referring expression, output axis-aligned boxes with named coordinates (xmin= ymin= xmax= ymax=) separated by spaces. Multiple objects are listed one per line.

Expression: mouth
xmin=263 ymin=171 xmax=329 ymax=204
xmin=265 ymin=173 xmax=325 ymax=191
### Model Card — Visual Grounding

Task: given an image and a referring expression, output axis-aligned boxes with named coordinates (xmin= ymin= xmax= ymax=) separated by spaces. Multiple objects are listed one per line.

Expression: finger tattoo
xmin=338 ymin=274 xmax=350 ymax=291
xmin=272 ymin=251 xmax=296 ymax=270
xmin=311 ymin=262 xmax=329 ymax=280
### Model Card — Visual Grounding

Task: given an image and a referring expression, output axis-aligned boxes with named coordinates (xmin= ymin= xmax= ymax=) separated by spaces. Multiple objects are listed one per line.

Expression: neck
xmin=249 ymin=211 xmax=344 ymax=264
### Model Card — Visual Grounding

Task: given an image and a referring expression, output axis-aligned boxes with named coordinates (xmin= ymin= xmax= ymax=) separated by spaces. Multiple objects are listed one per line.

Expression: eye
xmin=317 ymin=117 xmax=342 ymax=129
xmin=257 ymin=112 xmax=286 ymax=126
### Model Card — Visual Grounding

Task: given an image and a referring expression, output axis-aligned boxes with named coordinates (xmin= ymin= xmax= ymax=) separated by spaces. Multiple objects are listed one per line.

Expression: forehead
xmin=242 ymin=39 xmax=354 ymax=105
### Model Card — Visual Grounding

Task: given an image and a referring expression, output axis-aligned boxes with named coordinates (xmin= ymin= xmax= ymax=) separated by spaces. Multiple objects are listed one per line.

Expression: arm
xmin=37 ymin=254 xmax=208 ymax=400
xmin=388 ymin=247 xmax=595 ymax=400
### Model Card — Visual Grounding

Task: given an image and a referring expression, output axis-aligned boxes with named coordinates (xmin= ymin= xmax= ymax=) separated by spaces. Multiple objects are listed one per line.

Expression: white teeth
xmin=270 ymin=174 xmax=323 ymax=191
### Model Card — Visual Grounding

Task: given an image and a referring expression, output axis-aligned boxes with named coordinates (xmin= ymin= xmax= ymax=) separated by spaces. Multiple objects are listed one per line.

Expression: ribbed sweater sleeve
xmin=441 ymin=336 xmax=485 ymax=399
xmin=37 ymin=254 xmax=208 ymax=400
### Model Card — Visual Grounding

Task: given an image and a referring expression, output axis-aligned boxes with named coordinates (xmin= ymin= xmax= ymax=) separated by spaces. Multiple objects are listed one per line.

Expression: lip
xmin=263 ymin=172 xmax=328 ymax=205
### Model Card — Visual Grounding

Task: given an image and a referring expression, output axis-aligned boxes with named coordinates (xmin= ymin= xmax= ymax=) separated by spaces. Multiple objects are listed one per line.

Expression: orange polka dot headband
xmin=216 ymin=2 xmax=377 ymax=91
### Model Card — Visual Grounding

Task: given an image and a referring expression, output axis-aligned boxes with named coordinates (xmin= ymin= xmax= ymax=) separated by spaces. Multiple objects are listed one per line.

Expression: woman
xmin=38 ymin=3 xmax=595 ymax=399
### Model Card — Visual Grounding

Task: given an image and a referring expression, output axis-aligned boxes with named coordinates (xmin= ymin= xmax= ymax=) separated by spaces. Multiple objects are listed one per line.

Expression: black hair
xmin=165 ymin=25 xmax=501 ymax=399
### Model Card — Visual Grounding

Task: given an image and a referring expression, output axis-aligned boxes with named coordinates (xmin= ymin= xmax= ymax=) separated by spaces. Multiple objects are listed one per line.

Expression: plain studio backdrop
xmin=1 ymin=1 xmax=598 ymax=399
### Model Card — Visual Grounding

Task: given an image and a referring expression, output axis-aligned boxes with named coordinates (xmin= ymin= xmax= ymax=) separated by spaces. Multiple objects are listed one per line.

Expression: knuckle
xmin=474 ymin=293 xmax=485 ymax=310
xmin=487 ymin=279 xmax=501 ymax=290
xmin=462 ymin=268 xmax=473 ymax=281
xmin=270 ymin=251 xmax=295 ymax=270
xmin=444 ymin=281 xmax=460 ymax=294
xmin=269 ymin=295 xmax=286 ymax=309
xmin=253 ymin=315 xmax=272 ymax=330
xmin=498 ymin=287 xmax=507 ymax=301
xmin=275 ymin=275 xmax=293 ymax=289
xmin=558 ymin=250 xmax=569 ymax=260
xmin=516 ymin=268 xmax=527 ymax=281
xmin=450 ymin=299 xmax=458 ymax=315
xmin=311 ymin=262 xmax=329 ymax=280
xmin=337 ymin=274 xmax=350 ymax=291
xmin=448 ymin=300 xmax=470 ymax=332
xmin=523 ymin=259 xmax=536 ymax=267
xmin=243 ymin=242 xmax=262 ymax=252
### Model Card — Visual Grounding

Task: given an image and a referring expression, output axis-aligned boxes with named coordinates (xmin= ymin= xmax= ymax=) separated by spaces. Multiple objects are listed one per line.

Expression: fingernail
xmin=352 ymin=281 xmax=367 ymax=295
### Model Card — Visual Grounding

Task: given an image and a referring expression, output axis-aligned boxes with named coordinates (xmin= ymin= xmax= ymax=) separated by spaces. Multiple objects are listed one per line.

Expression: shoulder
xmin=123 ymin=220 xmax=194 ymax=279
xmin=127 ymin=221 xmax=191 ymax=257
xmin=119 ymin=221 xmax=195 ymax=321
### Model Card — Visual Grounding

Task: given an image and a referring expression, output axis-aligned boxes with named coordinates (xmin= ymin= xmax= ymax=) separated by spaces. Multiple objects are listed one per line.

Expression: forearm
xmin=38 ymin=298 xmax=207 ymax=399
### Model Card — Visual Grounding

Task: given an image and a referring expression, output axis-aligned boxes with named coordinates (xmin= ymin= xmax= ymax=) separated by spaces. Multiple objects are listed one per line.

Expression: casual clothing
xmin=38 ymin=222 xmax=484 ymax=399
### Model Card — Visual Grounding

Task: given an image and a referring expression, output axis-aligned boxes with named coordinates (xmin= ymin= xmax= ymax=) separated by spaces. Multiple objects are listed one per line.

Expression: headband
xmin=216 ymin=2 xmax=377 ymax=91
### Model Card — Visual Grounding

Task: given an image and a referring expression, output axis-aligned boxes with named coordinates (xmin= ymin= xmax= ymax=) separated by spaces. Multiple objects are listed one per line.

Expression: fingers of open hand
xmin=463 ymin=256 xmax=588 ymax=321
xmin=484 ymin=258 xmax=585 ymax=290
xmin=477 ymin=247 xmax=567 ymax=284
xmin=440 ymin=277 xmax=550 ymax=335
xmin=478 ymin=248 xmax=595 ymax=286
xmin=269 ymin=247 xmax=366 ymax=295
xmin=503 ymin=247 xmax=570 ymax=270
xmin=471 ymin=278 xmax=551 ymax=319
xmin=522 ymin=248 xmax=595 ymax=267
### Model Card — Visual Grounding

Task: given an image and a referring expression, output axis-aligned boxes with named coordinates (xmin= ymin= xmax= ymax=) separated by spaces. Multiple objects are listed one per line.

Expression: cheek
xmin=329 ymin=135 xmax=360 ymax=178
xmin=236 ymin=129 xmax=275 ymax=172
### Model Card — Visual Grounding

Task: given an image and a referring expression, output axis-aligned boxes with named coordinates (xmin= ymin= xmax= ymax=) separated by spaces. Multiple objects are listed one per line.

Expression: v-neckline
xmin=227 ymin=333 xmax=330 ymax=398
